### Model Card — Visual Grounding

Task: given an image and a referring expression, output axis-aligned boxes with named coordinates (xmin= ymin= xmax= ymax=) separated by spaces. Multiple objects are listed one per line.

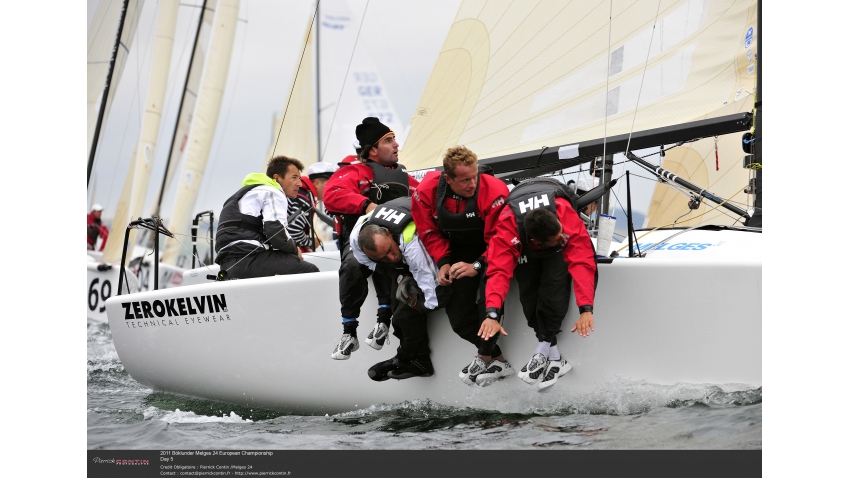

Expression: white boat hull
xmin=105 ymin=229 xmax=761 ymax=414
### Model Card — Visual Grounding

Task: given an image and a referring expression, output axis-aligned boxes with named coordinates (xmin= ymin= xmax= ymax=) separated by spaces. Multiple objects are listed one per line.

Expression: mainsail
xmin=266 ymin=15 xmax=318 ymax=166
xmin=153 ymin=0 xmax=216 ymax=216
xmin=266 ymin=0 xmax=404 ymax=168
xmin=162 ymin=0 xmax=240 ymax=265
xmin=401 ymin=0 xmax=758 ymax=179
xmin=87 ymin=0 xmax=146 ymax=163
xmin=102 ymin=0 xmax=181 ymax=265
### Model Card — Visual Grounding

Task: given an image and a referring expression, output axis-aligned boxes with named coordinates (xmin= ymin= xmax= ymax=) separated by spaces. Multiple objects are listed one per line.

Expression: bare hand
xmin=365 ymin=202 xmax=377 ymax=213
xmin=297 ymin=249 xmax=304 ymax=261
xmin=478 ymin=318 xmax=507 ymax=341
xmin=438 ymin=264 xmax=452 ymax=286
xmin=570 ymin=312 xmax=594 ymax=337
xmin=449 ymin=262 xmax=478 ymax=280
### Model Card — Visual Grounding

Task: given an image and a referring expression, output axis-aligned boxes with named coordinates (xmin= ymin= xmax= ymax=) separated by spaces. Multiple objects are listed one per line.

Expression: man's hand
xmin=438 ymin=264 xmax=452 ymax=286
xmin=570 ymin=312 xmax=594 ymax=337
xmin=297 ymin=249 xmax=304 ymax=260
xmin=478 ymin=318 xmax=507 ymax=341
xmin=365 ymin=202 xmax=377 ymax=213
xmin=449 ymin=262 xmax=477 ymax=280
xmin=396 ymin=275 xmax=422 ymax=309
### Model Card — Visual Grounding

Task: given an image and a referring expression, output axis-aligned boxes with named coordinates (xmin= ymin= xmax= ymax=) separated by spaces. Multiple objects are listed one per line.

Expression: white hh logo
xmin=466 ymin=212 xmax=476 ymax=218
xmin=518 ymin=255 xmax=528 ymax=264
xmin=518 ymin=195 xmax=550 ymax=214
xmin=375 ymin=207 xmax=406 ymax=224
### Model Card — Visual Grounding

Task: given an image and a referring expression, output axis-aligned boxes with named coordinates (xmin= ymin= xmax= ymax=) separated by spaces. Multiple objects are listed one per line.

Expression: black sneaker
xmin=387 ymin=358 xmax=434 ymax=380
xmin=368 ymin=357 xmax=401 ymax=382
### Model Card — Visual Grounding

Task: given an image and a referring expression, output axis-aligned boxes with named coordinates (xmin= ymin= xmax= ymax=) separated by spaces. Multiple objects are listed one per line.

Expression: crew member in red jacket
xmin=482 ymin=178 xmax=598 ymax=391
xmin=87 ymin=204 xmax=109 ymax=251
xmin=411 ymin=145 xmax=514 ymax=386
xmin=324 ymin=117 xmax=420 ymax=361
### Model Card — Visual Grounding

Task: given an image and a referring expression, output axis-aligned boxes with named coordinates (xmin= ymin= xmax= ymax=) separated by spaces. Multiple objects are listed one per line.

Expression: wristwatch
xmin=485 ymin=307 xmax=500 ymax=321
xmin=472 ymin=261 xmax=482 ymax=271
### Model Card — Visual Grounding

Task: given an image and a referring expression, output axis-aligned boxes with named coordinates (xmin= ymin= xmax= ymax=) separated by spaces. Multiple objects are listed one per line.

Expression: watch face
xmin=488 ymin=312 xmax=498 ymax=319
xmin=473 ymin=261 xmax=481 ymax=270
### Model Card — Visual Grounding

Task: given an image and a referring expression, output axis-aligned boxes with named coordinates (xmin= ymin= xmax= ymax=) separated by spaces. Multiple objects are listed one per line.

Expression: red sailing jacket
xmin=411 ymin=170 xmax=508 ymax=267
xmin=323 ymin=162 xmax=419 ymax=215
xmin=485 ymin=196 xmax=596 ymax=310
xmin=87 ymin=212 xmax=109 ymax=251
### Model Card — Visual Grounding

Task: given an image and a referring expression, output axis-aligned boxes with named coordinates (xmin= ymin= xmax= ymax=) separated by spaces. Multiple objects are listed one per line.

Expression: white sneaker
xmin=538 ymin=357 xmax=572 ymax=390
xmin=517 ymin=353 xmax=548 ymax=385
xmin=458 ymin=357 xmax=487 ymax=386
xmin=475 ymin=359 xmax=515 ymax=386
xmin=364 ymin=322 xmax=390 ymax=350
xmin=331 ymin=334 xmax=359 ymax=360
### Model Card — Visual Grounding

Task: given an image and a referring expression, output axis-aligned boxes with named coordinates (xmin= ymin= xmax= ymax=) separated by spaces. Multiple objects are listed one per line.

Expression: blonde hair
xmin=442 ymin=145 xmax=478 ymax=178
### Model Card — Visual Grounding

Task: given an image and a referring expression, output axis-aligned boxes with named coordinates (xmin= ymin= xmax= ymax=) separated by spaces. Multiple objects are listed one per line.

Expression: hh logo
xmin=375 ymin=207 xmax=406 ymax=224
xmin=466 ymin=212 xmax=476 ymax=218
xmin=518 ymin=195 xmax=550 ymax=214
xmin=518 ymin=255 xmax=528 ymax=264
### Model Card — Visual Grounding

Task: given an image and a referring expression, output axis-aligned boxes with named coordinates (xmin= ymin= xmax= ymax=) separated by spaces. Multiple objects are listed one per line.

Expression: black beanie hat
xmin=355 ymin=117 xmax=393 ymax=150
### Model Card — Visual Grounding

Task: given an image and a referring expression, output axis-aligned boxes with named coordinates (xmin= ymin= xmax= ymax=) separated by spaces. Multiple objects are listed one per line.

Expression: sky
xmin=87 ymin=0 xmax=462 ymax=227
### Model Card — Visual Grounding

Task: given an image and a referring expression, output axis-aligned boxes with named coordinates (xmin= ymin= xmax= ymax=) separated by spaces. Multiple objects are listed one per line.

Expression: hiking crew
xmin=410 ymin=146 xmax=514 ymax=386
xmin=324 ymin=117 xmax=420 ymax=360
xmin=350 ymin=197 xmax=450 ymax=381
xmin=483 ymin=177 xmax=598 ymax=390
xmin=214 ymin=156 xmax=319 ymax=279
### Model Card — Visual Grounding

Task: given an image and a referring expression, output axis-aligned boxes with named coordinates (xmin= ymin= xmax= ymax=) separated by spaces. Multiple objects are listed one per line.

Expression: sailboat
xmin=104 ymin=0 xmax=761 ymax=414
xmin=87 ymin=0 xmax=239 ymax=321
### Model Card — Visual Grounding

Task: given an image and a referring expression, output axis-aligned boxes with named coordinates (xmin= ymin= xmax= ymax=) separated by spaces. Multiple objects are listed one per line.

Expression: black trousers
xmin=444 ymin=243 xmax=502 ymax=358
xmin=219 ymin=249 xmax=319 ymax=279
xmin=338 ymin=244 xmax=393 ymax=319
xmin=389 ymin=272 xmax=451 ymax=362
xmin=514 ymin=254 xmax=571 ymax=346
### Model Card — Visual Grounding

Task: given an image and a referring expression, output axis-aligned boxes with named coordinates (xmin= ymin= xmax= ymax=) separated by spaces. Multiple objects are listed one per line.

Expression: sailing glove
xmin=396 ymin=275 xmax=422 ymax=309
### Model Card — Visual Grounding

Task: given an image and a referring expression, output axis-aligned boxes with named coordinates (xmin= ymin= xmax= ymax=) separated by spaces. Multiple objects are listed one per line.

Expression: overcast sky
xmin=88 ymin=0 xmax=461 ymax=226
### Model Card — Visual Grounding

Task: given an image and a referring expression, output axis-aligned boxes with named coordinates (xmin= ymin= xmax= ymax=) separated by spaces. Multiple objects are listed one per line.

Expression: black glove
xmin=396 ymin=275 xmax=422 ymax=309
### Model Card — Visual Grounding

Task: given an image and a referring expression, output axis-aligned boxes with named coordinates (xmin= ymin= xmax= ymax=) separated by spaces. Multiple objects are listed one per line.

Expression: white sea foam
xmin=156 ymin=408 xmax=254 ymax=424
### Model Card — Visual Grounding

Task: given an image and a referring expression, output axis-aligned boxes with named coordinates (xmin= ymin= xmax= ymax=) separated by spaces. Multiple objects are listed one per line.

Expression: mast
xmin=152 ymin=0 xmax=210 ymax=219
xmin=747 ymin=0 xmax=762 ymax=227
xmin=87 ymin=0 xmax=130 ymax=186
xmin=315 ymin=0 xmax=321 ymax=162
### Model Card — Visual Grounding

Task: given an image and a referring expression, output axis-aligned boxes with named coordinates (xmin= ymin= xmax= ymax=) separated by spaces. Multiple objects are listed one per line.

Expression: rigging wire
xmin=319 ymin=0 xmax=371 ymax=164
xmin=270 ymin=1 xmax=320 ymax=158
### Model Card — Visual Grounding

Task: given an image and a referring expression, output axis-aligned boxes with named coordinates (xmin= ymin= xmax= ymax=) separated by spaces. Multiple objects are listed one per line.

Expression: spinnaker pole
xmin=625 ymin=151 xmax=749 ymax=219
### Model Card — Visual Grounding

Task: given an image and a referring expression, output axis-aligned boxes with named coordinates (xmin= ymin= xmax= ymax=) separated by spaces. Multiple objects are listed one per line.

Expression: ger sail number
xmin=88 ymin=278 xmax=112 ymax=313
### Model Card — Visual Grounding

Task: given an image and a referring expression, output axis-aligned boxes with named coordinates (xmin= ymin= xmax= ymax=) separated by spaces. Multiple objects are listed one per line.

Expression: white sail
xmin=266 ymin=18 xmax=317 ymax=166
xmin=154 ymin=1 xmax=217 ymax=214
xmin=102 ymin=0 xmax=181 ymax=265
xmin=87 ymin=0 xmax=146 ymax=162
xmin=317 ymin=0 xmax=404 ymax=164
xmin=401 ymin=0 xmax=757 ymax=171
xmin=162 ymin=0 xmax=241 ymax=265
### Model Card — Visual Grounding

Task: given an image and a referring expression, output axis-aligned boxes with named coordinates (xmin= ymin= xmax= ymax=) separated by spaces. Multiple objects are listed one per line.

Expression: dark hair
xmin=266 ymin=156 xmax=304 ymax=178
xmin=443 ymin=145 xmax=478 ymax=179
xmin=358 ymin=145 xmax=373 ymax=162
xmin=358 ymin=224 xmax=392 ymax=252
xmin=524 ymin=208 xmax=561 ymax=243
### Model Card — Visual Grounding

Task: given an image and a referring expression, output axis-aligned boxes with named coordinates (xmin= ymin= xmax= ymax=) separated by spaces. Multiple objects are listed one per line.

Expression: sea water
xmin=87 ymin=319 xmax=761 ymax=450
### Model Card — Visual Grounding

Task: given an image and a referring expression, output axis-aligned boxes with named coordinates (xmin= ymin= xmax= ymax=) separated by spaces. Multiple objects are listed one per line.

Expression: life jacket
xmin=215 ymin=184 xmax=265 ymax=259
xmin=366 ymin=161 xmax=411 ymax=204
xmin=506 ymin=177 xmax=578 ymax=258
xmin=362 ymin=196 xmax=415 ymax=275
xmin=435 ymin=165 xmax=493 ymax=245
